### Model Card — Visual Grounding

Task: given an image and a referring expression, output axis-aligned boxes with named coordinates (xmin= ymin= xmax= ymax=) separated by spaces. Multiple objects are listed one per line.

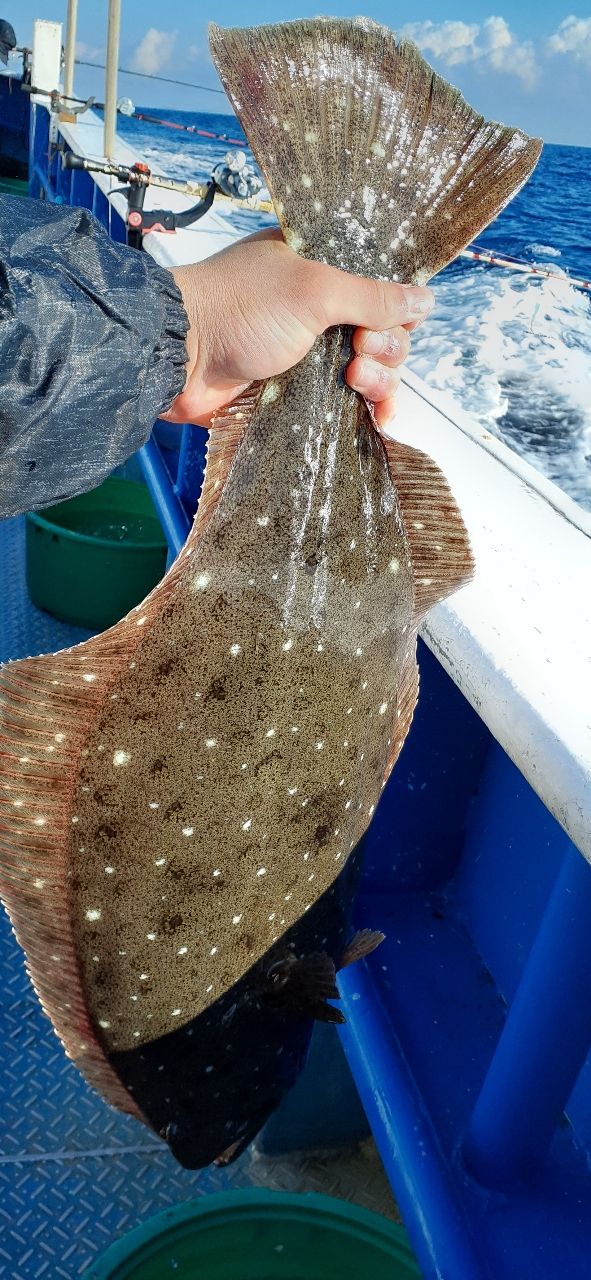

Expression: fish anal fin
xmin=341 ymin=929 xmax=385 ymax=968
xmin=381 ymin=434 xmax=475 ymax=623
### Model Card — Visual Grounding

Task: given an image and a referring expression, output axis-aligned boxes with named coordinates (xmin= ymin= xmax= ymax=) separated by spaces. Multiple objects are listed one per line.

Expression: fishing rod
xmin=460 ymin=245 xmax=591 ymax=294
xmin=61 ymin=150 xmax=273 ymax=248
xmin=132 ymin=111 xmax=246 ymax=149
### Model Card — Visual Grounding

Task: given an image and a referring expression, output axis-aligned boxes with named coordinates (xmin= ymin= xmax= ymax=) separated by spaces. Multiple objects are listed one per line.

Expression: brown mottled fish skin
xmin=0 ymin=17 xmax=542 ymax=1123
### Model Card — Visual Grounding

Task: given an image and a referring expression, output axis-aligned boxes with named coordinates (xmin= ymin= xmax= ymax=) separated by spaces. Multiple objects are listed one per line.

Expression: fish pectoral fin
xmin=263 ymin=950 xmax=343 ymax=1023
xmin=340 ymin=928 xmax=385 ymax=968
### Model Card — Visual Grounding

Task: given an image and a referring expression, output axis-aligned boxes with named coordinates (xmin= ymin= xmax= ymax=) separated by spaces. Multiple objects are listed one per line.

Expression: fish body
xmin=0 ymin=18 xmax=541 ymax=1163
xmin=113 ymin=846 xmax=376 ymax=1168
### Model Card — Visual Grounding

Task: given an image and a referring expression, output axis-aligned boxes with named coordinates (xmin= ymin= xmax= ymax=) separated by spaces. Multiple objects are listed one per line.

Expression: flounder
xmin=0 ymin=17 xmax=541 ymax=1165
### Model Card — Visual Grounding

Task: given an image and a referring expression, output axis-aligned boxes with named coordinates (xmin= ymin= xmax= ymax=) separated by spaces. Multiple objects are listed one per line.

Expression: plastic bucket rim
xmin=26 ymin=479 xmax=168 ymax=553
xmin=82 ymin=1188 xmax=418 ymax=1279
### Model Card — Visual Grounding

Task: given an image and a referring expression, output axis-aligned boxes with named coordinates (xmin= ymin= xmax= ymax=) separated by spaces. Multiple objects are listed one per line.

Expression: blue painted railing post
xmin=464 ymin=846 xmax=591 ymax=1187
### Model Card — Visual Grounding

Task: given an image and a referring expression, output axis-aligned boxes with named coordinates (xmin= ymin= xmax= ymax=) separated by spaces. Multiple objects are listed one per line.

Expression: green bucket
xmin=82 ymin=1190 xmax=421 ymax=1280
xmin=25 ymin=477 xmax=168 ymax=631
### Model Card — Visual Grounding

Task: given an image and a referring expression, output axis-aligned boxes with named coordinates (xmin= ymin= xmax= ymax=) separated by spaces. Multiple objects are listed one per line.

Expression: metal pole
xmin=463 ymin=845 xmax=591 ymax=1188
xmin=103 ymin=0 xmax=121 ymax=158
xmin=63 ymin=0 xmax=78 ymax=99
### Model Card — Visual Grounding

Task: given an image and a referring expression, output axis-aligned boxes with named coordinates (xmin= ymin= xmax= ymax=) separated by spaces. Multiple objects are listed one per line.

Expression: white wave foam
xmin=526 ymin=243 xmax=562 ymax=257
xmin=408 ymin=267 xmax=591 ymax=510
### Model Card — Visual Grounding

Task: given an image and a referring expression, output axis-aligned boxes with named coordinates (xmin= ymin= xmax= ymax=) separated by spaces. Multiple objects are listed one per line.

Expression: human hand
xmin=166 ymin=228 xmax=434 ymax=430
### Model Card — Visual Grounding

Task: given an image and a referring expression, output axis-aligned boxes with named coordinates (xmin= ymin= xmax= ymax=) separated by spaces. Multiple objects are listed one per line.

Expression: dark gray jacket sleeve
xmin=0 ymin=193 xmax=189 ymax=520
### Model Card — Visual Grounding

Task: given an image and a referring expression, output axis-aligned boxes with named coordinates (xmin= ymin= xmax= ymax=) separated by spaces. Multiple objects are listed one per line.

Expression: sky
xmin=4 ymin=1 xmax=591 ymax=146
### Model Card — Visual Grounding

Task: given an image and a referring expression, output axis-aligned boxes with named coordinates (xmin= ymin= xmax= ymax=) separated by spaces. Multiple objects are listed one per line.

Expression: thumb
xmin=316 ymin=263 xmax=434 ymax=332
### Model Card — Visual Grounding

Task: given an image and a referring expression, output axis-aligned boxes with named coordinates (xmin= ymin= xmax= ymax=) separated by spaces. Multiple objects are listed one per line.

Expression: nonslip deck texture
xmin=0 ymin=516 xmax=396 ymax=1278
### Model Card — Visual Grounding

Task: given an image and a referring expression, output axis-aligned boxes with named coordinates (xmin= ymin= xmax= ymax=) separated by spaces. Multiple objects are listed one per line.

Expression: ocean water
xmin=117 ymin=109 xmax=591 ymax=513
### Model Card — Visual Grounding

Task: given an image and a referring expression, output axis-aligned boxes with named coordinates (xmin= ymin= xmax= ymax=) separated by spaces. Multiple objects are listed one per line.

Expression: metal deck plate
xmin=0 ymin=516 xmax=396 ymax=1278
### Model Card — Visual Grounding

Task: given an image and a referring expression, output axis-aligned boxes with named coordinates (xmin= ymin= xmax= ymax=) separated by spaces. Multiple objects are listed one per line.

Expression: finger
xmin=352 ymin=324 xmax=410 ymax=367
xmin=346 ymin=355 xmax=401 ymax=402
xmin=374 ymin=397 xmax=398 ymax=429
xmin=318 ymin=266 xmax=434 ymax=332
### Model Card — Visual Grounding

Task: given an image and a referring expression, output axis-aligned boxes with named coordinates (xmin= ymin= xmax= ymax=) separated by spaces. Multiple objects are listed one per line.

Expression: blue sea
xmin=117 ymin=109 xmax=591 ymax=514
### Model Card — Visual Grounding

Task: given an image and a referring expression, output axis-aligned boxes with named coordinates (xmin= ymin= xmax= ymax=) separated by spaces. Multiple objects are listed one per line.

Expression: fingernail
xmin=362 ymin=331 xmax=400 ymax=357
xmin=407 ymin=289 xmax=435 ymax=318
xmin=351 ymin=358 xmax=393 ymax=392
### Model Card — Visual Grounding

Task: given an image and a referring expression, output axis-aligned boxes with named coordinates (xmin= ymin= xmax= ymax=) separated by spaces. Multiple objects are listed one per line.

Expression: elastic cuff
xmin=143 ymin=264 xmax=190 ymax=417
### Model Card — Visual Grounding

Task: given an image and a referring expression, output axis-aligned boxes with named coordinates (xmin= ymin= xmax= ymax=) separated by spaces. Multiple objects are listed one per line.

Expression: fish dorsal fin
xmin=185 ymin=384 xmax=260 ymax=549
xmin=0 ymin=391 xmax=259 ymax=1108
xmin=209 ymin=19 xmax=542 ymax=283
xmin=0 ymin=652 xmax=145 ymax=1117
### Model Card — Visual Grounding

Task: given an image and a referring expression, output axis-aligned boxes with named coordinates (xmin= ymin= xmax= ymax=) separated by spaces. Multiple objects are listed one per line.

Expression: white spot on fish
xmin=147 ymin=932 xmax=157 ymax=941
xmin=13 ymin=799 xmax=23 ymax=807
xmin=136 ymin=616 xmax=147 ymax=626
xmin=210 ymin=946 xmax=218 ymax=956
xmin=154 ymin=857 xmax=166 ymax=867
xmin=266 ymin=728 xmax=276 ymax=738
xmin=349 ymin=539 xmax=356 ymax=551
xmin=380 ymin=253 xmax=388 ymax=263
xmin=213 ymin=869 xmax=221 ymax=877
xmin=316 ymin=741 xmax=325 ymax=751
xmin=232 ymin=914 xmax=243 ymax=925
xmin=379 ymin=702 xmax=388 ymax=715
xmin=33 ymin=878 xmax=45 ymax=889
xmin=291 ymin=726 xmax=299 ymax=734
xmin=282 ymin=638 xmax=293 ymax=652
xmin=113 ymin=750 xmax=131 ymax=767
xmin=304 ymin=128 xmax=318 ymax=143
xmin=182 ymin=827 xmax=194 ymax=837
xmin=140 ymin=973 xmax=149 ymax=980
xmin=105 ymin=866 xmax=115 ymax=875
xmin=313 ymin=199 xmax=322 ymax=212
xmin=371 ymin=141 xmax=386 ymax=158
xmin=413 ymin=521 xmax=424 ymax=530
xmin=242 ymin=819 xmax=252 ymax=832
xmin=149 ymin=801 xmax=159 ymax=810
xmin=301 ymin=174 xmax=312 ymax=188
xmin=257 ymin=868 xmax=267 ymax=876
xmin=99 ymin=1019 xmax=110 ymax=1029
xmin=260 ymin=382 xmax=280 ymax=406
xmin=172 ymin=1009 xmax=182 ymax=1017
xmin=82 ymin=672 xmax=97 ymax=683
xmin=193 ymin=572 xmax=211 ymax=591
xmin=257 ymin=516 xmax=270 ymax=529
xmin=229 ymin=643 xmax=242 ymax=656
xmin=355 ymin=647 xmax=363 ymax=657
xmin=205 ymin=738 xmax=217 ymax=749
xmin=420 ymin=577 xmax=433 ymax=586
xmin=33 ymin=816 xmax=46 ymax=826
xmin=177 ymin=946 xmax=188 ymax=956
xmin=287 ymin=786 xmax=297 ymax=796
xmin=86 ymin=909 xmax=101 ymax=922
xmin=285 ymin=229 xmax=304 ymax=252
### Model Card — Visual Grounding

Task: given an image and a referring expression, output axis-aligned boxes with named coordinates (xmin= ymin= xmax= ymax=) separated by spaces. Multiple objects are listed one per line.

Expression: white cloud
xmin=402 ymin=15 xmax=538 ymax=88
xmin=548 ymin=15 xmax=591 ymax=66
xmin=75 ymin=41 xmax=104 ymax=62
xmin=130 ymin=29 xmax=178 ymax=77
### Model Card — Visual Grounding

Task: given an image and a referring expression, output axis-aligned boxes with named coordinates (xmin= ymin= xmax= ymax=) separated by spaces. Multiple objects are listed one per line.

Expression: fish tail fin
xmin=0 ymin=644 xmax=146 ymax=1119
xmin=209 ymin=18 xmax=542 ymax=281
